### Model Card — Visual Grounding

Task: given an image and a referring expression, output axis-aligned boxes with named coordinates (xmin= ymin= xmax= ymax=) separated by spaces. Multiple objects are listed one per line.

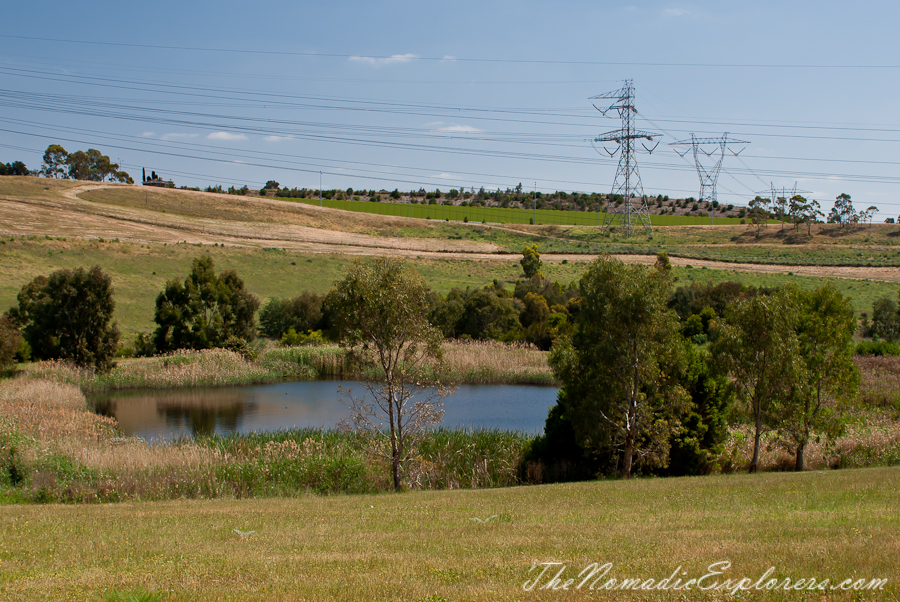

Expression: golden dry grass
xmin=439 ymin=339 xmax=554 ymax=384
xmin=0 ymin=378 xmax=222 ymax=489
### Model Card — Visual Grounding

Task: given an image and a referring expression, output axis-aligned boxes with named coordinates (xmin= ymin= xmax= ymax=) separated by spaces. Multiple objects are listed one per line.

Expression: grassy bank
xmin=0 ymin=465 xmax=896 ymax=601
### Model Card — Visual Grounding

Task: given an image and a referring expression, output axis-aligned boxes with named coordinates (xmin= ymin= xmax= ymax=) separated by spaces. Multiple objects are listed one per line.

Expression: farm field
xmin=4 ymin=177 xmax=900 ymax=265
xmin=283 ymin=193 xmax=744 ymax=226
xmin=0 ymin=467 xmax=896 ymax=601
xmin=2 ymin=177 xmax=899 ymax=339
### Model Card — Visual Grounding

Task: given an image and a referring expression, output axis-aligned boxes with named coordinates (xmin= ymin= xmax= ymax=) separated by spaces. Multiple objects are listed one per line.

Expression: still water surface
xmin=91 ymin=381 xmax=559 ymax=441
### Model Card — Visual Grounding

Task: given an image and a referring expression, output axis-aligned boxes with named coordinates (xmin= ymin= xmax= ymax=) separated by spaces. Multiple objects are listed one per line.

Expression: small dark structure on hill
xmin=142 ymin=168 xmax=167 ymax=187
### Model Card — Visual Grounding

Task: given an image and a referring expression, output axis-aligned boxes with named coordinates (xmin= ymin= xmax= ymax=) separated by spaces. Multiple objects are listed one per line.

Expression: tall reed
xmin=21 ymin=341 xmax=557 ymax=392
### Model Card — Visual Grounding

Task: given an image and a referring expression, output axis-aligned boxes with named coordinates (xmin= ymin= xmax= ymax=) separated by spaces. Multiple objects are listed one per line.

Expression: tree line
xmin=0 ymin=145 xmax=132 ymax=183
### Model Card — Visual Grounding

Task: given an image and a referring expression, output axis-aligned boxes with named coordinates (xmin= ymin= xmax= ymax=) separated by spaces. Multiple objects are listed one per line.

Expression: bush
xmin=132 ymin=332 xmax=157 ymax=358
xmin=7 ymin=266 xmax=120 ymax=371
xmin=281 ymin=328 xmax=326 ymax=347
xmin=870 ymin=297 xmax=900 ymax=342
xmin=855 ymin=340 xmax=900 ymax=356
xmin=0 ymin=315 xmax=22 ymax=370
xmin=259 ymin=293 xmax=324 ymax=339
xmin=223 ymin=335 xmax=256 ymax=360
xmin=153 ymin=256 xmax=259 ymax=352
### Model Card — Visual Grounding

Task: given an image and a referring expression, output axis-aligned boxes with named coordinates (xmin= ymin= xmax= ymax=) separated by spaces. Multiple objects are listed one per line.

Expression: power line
xmin=4 ymin=34 xmax=900 ymax=69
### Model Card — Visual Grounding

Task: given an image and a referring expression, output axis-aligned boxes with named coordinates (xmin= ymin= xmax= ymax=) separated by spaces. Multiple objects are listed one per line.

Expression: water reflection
xmin=93 ymin=389 xmax=255 ymax=438
xmin=90 ymin=381 xmax=559 ymax=441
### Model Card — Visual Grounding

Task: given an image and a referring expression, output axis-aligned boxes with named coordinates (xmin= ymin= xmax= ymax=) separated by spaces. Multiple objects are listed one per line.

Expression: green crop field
xmin=284 ymin=194 xmax=744 ymax=227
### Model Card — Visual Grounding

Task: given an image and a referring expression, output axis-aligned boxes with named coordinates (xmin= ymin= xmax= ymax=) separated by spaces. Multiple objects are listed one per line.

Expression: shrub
xmin=259 ymin=293 xmax=324 ymax=339
xmin=153 ymin=256 xmax=259 ymax=352
xmin=856 ymin=340 xmax=900 ymax=356
xmin=0 ymin=315 xmax=22 ymax=370
xmin=7 ymin=266 xmax=120 ymax=371
xmin=281 ymin=328 xmax=327 ymax=347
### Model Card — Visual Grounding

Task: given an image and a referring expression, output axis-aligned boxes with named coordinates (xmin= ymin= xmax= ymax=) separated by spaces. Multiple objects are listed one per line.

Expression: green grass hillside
xmin=1 ymin=237 xmax=897 ymax=340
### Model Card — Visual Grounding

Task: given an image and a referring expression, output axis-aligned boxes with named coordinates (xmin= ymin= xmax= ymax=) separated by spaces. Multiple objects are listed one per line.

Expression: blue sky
xmin=2 ymin=1 xmax=899 ymax=217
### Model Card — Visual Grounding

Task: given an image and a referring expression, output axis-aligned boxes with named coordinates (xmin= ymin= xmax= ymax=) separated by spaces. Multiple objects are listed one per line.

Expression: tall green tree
xmin=748 ymin=196 xmax=771 ymax=236
xmin=777 ymin=284 xmax=859 ymax=471
xmin=7 ymin=266 xmax=120 ymax=371
xmin=153 ymin=256 xmax=259 ymax=352
xmin=64 ymin=148 xmax=133 ymax=183
xmin=828 ymin=193 xmax=855 ymax=227
xmin=549 ymin=256 xmax=689 ymax=478
xmin=710 ymin=288 xmax=801 ymax=473
xmin=520 ymin=244 xmax=543 ymax=279
xmin=326 ymin=258 xmax=449 ymax=491
xmin=41 ymin=144 xmax=69 ymax=179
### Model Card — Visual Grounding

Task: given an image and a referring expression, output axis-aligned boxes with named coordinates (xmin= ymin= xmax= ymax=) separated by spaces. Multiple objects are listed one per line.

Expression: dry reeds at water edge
xmin=19 ymin=342 xmax=553 ymax=392
xmin=0 ymin=376 xmax=534 ymax=503
xmin=436 ymin=339 xmax=555 ymax=385
xmin=22 ymin=347 xmax=351 ymax=391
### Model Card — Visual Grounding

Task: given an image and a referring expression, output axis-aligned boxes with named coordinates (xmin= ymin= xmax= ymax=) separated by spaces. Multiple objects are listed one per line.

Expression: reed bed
xmin=723 ymin=418 xmax=900 ymax=473
xmin=436 ymin=339 xmax=556 ymax=385
xmin=25 ymin=350 xmax=279 ymax=392
xmin=855 ymin=354 xmax=900 ymax=414
xmin=20 ymin=341 xmax=556 ymax=392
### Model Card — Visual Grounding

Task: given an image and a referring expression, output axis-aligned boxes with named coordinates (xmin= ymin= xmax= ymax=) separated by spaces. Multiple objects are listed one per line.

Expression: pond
xmin=90 ymin=381 xmax=560 ymax=441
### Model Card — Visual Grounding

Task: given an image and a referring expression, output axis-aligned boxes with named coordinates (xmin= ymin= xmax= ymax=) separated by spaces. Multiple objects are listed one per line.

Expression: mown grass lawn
xmin=0 ymin=467 xmax=896 ymax=601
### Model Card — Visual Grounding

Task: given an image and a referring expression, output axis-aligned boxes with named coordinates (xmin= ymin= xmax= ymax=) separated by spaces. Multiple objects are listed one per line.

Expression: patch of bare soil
xmin=0 ymin=184 xmax=497 ymax=254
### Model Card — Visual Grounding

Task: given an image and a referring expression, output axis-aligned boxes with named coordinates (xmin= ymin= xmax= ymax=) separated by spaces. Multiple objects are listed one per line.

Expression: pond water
xmin=90 ymin=381 xmax=560 ymax=441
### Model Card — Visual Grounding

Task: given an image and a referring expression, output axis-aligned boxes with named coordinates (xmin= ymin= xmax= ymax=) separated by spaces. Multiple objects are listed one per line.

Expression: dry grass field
xmin=0 ymin=465 xmax=896 ymax=601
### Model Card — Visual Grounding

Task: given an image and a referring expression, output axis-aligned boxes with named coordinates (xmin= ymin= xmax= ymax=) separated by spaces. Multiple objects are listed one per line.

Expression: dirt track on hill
xmin=1 ymin=185 xmax=898 ymax=283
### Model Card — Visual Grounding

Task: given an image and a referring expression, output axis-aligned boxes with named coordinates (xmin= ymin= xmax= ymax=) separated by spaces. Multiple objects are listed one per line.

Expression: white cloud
xmin=442 ymin=55 xmax=456 ymax=62
xmin=432 ymin=173 xmax=457 ymax=180
xmin=435 ymin=124 xmax=483 ymax=134
xmin=207 ymin=131 xmax=248 ymax=141
xmin=263 ymin=135 xmax=293 ymax=142
xmin=140 ymin=131 xmax=156 ymax=137
xmin=348 ymin=53 xmax=418 ymax=66
xmin=161 ymin=132 xmax=199 ymax=141
xmin=663 ymin=8 xmax=690 ymax=17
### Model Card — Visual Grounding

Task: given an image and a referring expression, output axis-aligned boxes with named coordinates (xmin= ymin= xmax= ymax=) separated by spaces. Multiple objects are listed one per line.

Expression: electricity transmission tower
xmin=669 ymin=134 xmax=748 ymax=224
xmin=591 ymin=80 xmax=659 ymax=236
xmin=755 ymin=182 xmax=811 ymax=228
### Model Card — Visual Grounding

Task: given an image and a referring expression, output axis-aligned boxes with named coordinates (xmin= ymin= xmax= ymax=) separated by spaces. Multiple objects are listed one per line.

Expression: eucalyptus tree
xmin=549 ymin=256 xmax=689 ymax=478
xmin=777 ymin=285 xmax=858 ymax=471
xmin=710 ymin=288 xmax=801 ymax=473
xmin=326 ymin=258 xmax=450 ymax=491
xmin=8 ymin=266 xmax=120 ymax=371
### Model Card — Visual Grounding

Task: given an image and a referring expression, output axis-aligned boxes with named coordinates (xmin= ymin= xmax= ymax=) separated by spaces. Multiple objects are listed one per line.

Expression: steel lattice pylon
xmin=755 ymin=182 xmax=811 ymax=228
xmin=591 ymin=80 xmax=659 ymax=237
xmin=669 ymin=134 xmax=749 ymax=224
